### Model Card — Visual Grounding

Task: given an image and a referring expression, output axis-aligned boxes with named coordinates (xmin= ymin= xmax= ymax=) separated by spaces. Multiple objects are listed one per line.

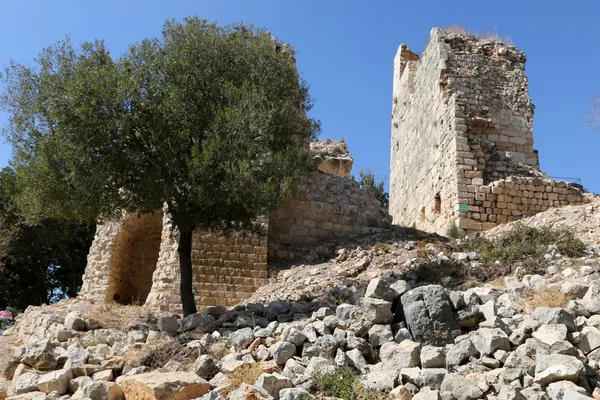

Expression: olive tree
xmin=1 ymin=18 xmax=320 ymax=316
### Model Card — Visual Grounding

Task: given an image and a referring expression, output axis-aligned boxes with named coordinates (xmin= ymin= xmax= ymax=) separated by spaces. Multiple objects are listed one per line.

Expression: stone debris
xmin=3 ymin=224 xmax=600 ymax=400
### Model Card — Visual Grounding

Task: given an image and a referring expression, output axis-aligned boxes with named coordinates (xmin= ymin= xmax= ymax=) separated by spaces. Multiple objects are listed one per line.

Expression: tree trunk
xmin=177 ymin=226 xmax=197 ymax=316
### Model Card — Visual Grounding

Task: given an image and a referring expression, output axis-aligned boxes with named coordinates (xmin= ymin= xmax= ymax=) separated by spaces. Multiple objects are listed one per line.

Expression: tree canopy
xmin=1 ymin=17 xmax=320 ymax=315
xmin=0 ymin=167 xmax=95 ymax=310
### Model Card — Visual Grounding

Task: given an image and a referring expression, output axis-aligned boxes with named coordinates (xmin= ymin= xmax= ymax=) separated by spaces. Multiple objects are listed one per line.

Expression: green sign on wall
xmin=459 ymin=203 xmax=469 ymax=212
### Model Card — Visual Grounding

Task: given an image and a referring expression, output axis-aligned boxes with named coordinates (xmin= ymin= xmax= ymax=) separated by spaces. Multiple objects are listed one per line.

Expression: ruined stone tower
xmin=390 ymin=28 xmax=586 ymax=236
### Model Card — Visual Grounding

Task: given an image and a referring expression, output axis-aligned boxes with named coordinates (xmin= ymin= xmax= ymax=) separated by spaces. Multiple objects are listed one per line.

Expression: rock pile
xmin=2 ymin=246 xmax=600 ymax=400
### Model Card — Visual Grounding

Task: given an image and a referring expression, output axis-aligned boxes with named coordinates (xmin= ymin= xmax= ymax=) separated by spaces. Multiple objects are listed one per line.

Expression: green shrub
xmin=373 ymin=243 xmax=391 ymax=253
xmin=456 ymin=223 xmax=586 ymax=264
xmin=311 ymin=368 xmax=387 ymax=400
xmin=446 ymin=223 xmax=460 ymax=239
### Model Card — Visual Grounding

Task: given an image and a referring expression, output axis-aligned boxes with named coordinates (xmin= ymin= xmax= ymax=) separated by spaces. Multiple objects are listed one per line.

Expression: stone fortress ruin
xmin=79 ymin=140 xmax=390 ymax=313
xmin=80 ymin=27 xmax=589 ymax=313
xmin=390 ymin=28 xmax=588 ymax=236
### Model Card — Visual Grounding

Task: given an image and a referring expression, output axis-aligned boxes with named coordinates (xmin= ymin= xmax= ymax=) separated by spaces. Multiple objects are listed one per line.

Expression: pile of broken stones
xmin=4 ymin=254 xmax=600 ymax=399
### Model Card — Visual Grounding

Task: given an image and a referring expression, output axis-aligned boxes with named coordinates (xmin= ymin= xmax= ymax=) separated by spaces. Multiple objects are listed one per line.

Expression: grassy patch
xmin=87 ymin=301 xmax=157 ymax=331
xmin=311 ymin=368 xmax=387 ymax=400
xmin=518 ymin=289 xmax=574 ymax=313
xmin=139 ymin=335 xmax=202 ymax=370
xmin=373 ymin=243 xmax=391 ymax=253
xmin=456 ymin=224 xmax=586 ymax=264
xmin=224 ymin=363 xmax=266 ymax=396
xmin=446 ymin=223 xmax=460 ymax=239
xmin=413 ymin=259 xmax=510 ymax=289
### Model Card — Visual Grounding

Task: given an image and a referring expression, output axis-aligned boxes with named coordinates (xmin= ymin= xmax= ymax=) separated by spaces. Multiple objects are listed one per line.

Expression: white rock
xmin=37 ymin=368 xmax=72 ymax=395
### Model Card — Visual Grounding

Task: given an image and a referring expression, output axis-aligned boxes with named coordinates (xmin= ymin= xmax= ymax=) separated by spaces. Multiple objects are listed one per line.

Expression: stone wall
xmin=144 ymin=223 xmax=268 ymax=314
xmin=390 ymin=39 xmax=460 ymax=234
xmin=79 ymin=213 xmax=162 ymax=304
xmin=390 ymin=28 xmax=587 ymax=235
xmin=81 ymin=170 xmax=390 ymax=312
xmin=268 ymin=171 xmax=391 ymax=259
xmin=458 ymin=176 xmax=587 ymax=235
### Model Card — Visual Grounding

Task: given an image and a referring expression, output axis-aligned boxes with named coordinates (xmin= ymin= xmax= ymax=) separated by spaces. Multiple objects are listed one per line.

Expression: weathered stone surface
xmin=13 ymin=341 xmax=56 ymax=370
xmin=379 ymin=340 xmax=421 ymax=368
xmin=228 ymin=383 xmax=272 ymax=400
xmin=36 ymin=368 xmax=72 ymax=395
xmin=336 ymin=304 xmax=358 ymax=321
xmin=68 ymin=376 xmax=92 ymax=393
xmin=420 ymin=346 xmax=446 ymax=368
xmin=361 ymin=298 xmax=393 ymax=324
xmin=365 ymin=278 xmax=399 ymax=303
xmin=193 ymin=355 xmax=219 ymax=380
xmin=446 ymin=339 xmax=478 ymax=367
xmin=546 ymin=380 xmax=589 ymax=400
xmin=64 ymin=312 xmax=86 ymax=332
xmin=281 ymin=328 xmax=307 ymax=347
xmin=534 ymin=354 xmax=586 ymax=385
xmin=413 ymin=368 xmax=446 ymax=390
xmin=440 ymin=373 xmax=483 ymax=400
xmin=181 ymin=313 xmax=216 ymax=333
xmin=78 ymin=381 xmax=124 ymax=400
xmin=400 ymin=286 xmax=460 ymax=346
xmin=270 ymin=342 xmax=296 ymax=365
xmin=576 ymin=326 xmax=600 ymax=354
xmin=157 ymin=316 xmax=179 ymax=336
xmin=255 ymin=373 xmax=292 ymax=400
xmin=368 ymin=324 xmax=393 ymax=347
xmin=116 ymin=371 xmax=210 ymax=400
xmin=531 ymin=308 xmax=576 ymax=332
xmin=470 ymin=328 xmax=511 ymax=356
xmin=279 ymin=387 xmax=314 ymax=400
xmin=231 ymin=327 xmax=254 ymax=348
xmin=11 ymin=364 xmax=41 ymax=395
xmin=412 ymin=388 xmax=440 ymax=400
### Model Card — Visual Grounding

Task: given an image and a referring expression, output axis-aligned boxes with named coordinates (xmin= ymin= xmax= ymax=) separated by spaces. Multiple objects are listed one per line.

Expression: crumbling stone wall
xmin=268 ymin=171 xmax=391 ymax=260
xmin=390 ymin=28 xmax=587 ymax=235
xmin=310 ymin=139 xmax=354 ymax=178
xmin=81 ymin=163 xmax=391 ymax=313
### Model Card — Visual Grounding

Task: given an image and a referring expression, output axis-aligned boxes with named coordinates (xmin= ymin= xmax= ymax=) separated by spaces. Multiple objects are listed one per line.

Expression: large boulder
xmin=116 ymin=371 xmax=210 ymax=400
xmin=361 ymin=298 xmax=393 ymax=324
xmin=181 ymin=313 xmax=216 ymax=333
xmin=36 ymin=368 xmax=72 ymax=395
xmin=400 ymin=285 xmax=461 ymax=346
xmin=270 ymin=341 xmax=296 ymax=365
xmin=531 ymin=308 xmax=576 ymax=332
xmin=440 ymin=373 xmax=484 ymax=400
xmin=64 ymin=311 xmax=86 ymax=331
xmin=13 ymin=340 xmax=56 ymax=370
xmin=533 ymin=354 xmax=586 ymax=385
xmin=11 ymin=364 xmax=41 ymax=395
xmin=255 ymin=373 xmax=293 ymax=400
xmin=77 ymin=381 xmax=124 ymax=400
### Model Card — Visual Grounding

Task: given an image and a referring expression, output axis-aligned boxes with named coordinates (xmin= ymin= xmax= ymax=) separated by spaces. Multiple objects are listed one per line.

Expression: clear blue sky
xmin=1 ymin=1 xmax=599 ymax=193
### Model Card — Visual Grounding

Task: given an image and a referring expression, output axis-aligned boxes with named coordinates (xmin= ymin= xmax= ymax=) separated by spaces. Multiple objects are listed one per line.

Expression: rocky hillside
xmin=2 ymin=198 xmax=600 ymax=400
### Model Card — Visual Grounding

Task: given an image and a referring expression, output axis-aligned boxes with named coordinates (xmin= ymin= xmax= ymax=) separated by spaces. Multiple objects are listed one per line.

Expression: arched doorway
xmin=108 ymin=212 xmax=163 ymax=305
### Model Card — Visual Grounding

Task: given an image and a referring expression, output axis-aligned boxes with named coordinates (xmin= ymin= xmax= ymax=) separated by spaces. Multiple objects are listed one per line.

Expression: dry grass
xmin=139 ymin=335 xmax=203 ymax=370
xmin=441 ymin=24 xmax=513 ymax=44
xmin=87 ymin=301 xmax=156 ymax=331
xmin=222 ymin=363 xmax=267 ymax=396
xmin=518 ymin=289 xmax=574 ymax=313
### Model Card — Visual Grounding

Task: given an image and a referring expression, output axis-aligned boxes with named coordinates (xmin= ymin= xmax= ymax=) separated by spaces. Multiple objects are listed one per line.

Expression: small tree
xmin=1 ymin=18 xmax=320 ymax=316
xmin=353 ymin=168 xmax=389 ymax=210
